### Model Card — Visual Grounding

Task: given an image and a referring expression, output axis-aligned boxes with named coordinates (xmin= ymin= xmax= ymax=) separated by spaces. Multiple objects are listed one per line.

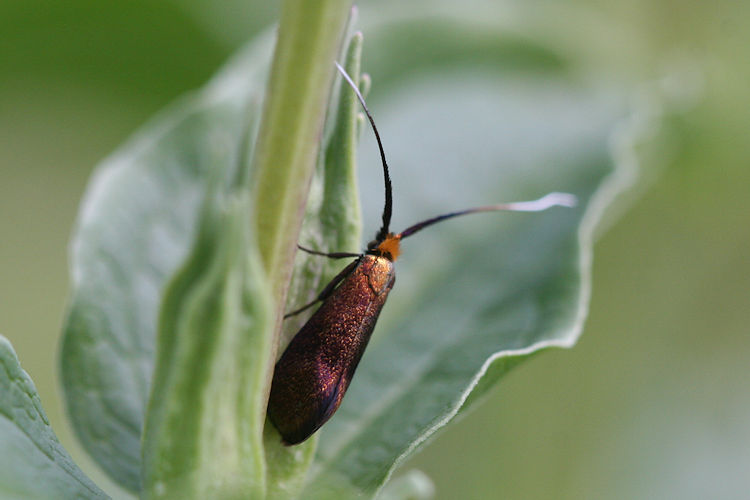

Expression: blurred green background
xmin=1 ymin=0 xmax=748 ymax=498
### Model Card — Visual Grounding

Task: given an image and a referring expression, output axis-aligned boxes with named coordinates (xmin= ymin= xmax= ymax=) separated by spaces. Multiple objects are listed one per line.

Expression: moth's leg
xmin=297 ymin=244 xmax=361 ymax=259
xmin=283 ymin=257 xmax=361 ymax=318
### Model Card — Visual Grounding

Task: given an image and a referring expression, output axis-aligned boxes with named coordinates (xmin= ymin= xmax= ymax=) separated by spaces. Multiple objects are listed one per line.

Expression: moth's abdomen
xmin=268 ymin=255 xmax=395 ymax=445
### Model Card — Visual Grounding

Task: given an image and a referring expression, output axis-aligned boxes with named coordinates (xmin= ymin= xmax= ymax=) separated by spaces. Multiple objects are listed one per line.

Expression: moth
xmin=267 ymin=62 xmax=576 ymax=445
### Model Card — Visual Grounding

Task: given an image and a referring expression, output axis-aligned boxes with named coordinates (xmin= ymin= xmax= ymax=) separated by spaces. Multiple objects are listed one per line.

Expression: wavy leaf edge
xmin=364 ymin=85 xmax=663 ymax=498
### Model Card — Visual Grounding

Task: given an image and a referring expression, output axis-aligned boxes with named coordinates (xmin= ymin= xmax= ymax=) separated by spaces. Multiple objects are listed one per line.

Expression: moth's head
xmin=366 ymin=233 xmax=401 ymax=261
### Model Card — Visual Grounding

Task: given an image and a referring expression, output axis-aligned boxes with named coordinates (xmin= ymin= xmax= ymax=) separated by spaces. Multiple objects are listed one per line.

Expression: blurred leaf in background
xmin=1 ymin=0 xmax=749 ymax=499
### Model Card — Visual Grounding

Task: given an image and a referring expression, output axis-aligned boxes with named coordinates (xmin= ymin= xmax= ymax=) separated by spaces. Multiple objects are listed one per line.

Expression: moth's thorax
xmin=359 ymin=254 xmax=396 ymax=294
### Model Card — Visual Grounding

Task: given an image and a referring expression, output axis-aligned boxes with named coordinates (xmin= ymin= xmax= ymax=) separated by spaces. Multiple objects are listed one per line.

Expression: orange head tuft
xmin=376 ymin=234 xmax=401 ymax=261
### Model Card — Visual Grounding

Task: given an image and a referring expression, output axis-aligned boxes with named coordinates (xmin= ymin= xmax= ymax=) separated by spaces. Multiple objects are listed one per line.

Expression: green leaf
xmin=0 ymin=335 xmax=107 ymax=499
xmin=141 ymin=192 xmax=273 ymax=499
xmin=59 ymin=32 xmax=275 ymax=491
xmin=291 ymin=5 xmax=661 ymax=498
xmin=141 ymin=1 xmax=354 ymax=496
xmin=61 ymin=0 xmax=355 ymax=492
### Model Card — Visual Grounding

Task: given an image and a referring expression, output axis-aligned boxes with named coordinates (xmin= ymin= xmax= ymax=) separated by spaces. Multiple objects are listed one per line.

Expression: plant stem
xmin=251 ymin=0 xmax=354 ymax=313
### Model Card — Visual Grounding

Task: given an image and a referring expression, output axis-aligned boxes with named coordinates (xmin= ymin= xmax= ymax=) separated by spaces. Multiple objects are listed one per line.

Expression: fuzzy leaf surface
xmin=0 ymin=335 xmax=107 ymax=499
xmin=59 ymin=34 xmax=274 ymax=490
